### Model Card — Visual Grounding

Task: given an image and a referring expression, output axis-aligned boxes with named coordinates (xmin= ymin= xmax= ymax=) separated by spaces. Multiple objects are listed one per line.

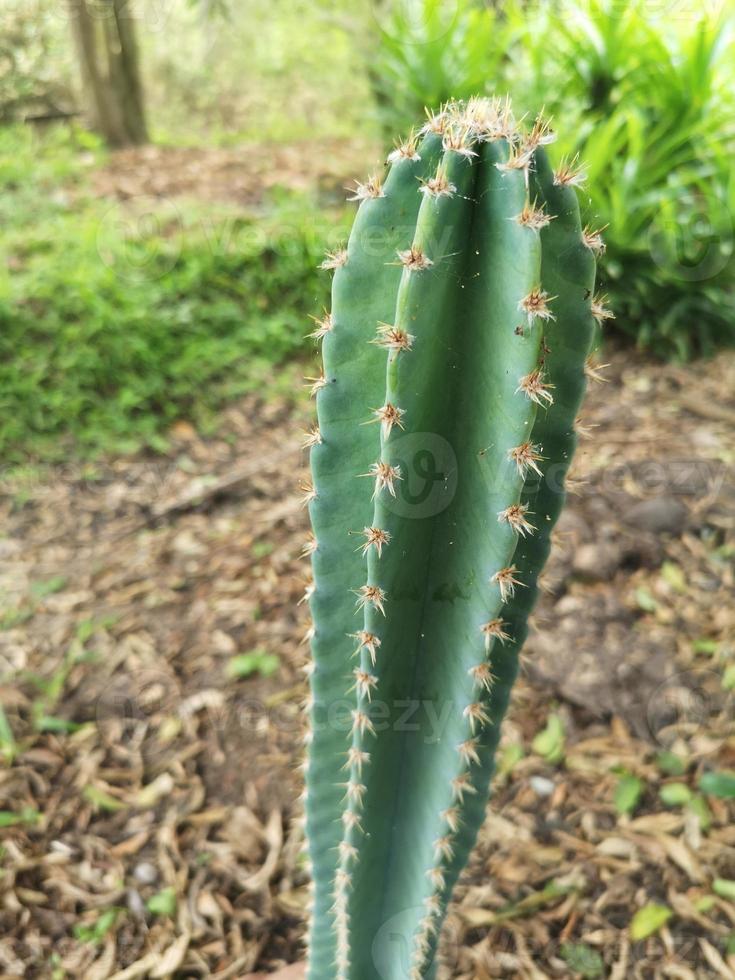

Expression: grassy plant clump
xmin=0 ymin=126 xmax=343 ymax=462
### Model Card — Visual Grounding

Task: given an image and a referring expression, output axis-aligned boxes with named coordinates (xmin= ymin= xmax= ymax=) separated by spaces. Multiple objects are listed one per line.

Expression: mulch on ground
xmin=0 ymin=347 xmax=733 ymax=978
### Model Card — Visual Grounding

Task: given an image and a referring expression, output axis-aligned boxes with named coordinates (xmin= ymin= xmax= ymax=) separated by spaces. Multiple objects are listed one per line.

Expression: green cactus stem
xmin=304 ymin=98 xmax=604 ymax=980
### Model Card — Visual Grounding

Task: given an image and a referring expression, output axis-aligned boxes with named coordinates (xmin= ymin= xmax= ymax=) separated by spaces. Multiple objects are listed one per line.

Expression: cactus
xmin=304 ymin=97 xmax=606 ymax=979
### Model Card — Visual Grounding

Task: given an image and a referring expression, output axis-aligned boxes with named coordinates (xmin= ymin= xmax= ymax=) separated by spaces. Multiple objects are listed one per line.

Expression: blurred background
xmin=0 ymin=1 xmax=734 ymax=976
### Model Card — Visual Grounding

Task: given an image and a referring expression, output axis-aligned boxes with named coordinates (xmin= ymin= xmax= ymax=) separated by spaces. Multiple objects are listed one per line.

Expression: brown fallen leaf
xmin=245 ymin=965 xmax=305 ymax=980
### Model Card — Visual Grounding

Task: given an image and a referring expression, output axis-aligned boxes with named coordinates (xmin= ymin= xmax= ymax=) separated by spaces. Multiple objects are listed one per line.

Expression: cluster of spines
xmin=305 ymin=96 xmax=606 ymax=976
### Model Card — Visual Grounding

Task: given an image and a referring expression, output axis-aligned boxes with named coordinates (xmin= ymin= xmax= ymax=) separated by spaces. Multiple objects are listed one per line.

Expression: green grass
xmin=0 ymin=125 xmax=347 ymax=463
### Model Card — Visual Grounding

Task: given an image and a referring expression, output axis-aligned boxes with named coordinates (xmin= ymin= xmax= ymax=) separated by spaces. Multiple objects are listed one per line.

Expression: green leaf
xmin=635 ymin=588 xmax=658 ymax=613
xmin=712 ymin=879 xmax=735 ymax=901
xmin=693 ymin=638 xmax=719 ymax=655
xmin=0 ymin=705 xmax=17 ymax=764
xmin=559 ymin=942 xmax=604 ymax=978
xmin=722 ymin=664 xmax=735 ymax=691
xmin=659 ymin=783 xmax=692 ymax=807
xmin=615 ymin=774 xmax=643 ymax=815
xmin=687 ymin=794 xmax=712 ymax=830
xmin=226 ymin=649 xmax=280 ymax=679
xmin=699 ymin=771 xmax=735 ymax=799
xmin=73 ymin=908 xmax=122 ymax=945
xmin=34 ymin=715 xmax=83 ymax=734
xmin=0 ymin=807 xmax=40 ymax=827
xmin=532 ymin=714 xmax=566 ymax=765
xmin=146 ymin=887 xmax=177 ymax=917
xmin=29 ymin=576 xmax=67 ymax=599
xmin=660 ymin=562 xmax=686 ymax=593
xmin=655 ymin=751 xmax=687 ymax=776
xmin=498 ymin=742 xmax=524 ymax=778
xmin=630 ymin=903 xmax=672 ymax=941
xmin=83 ymin=785 xmax=126 ymax=812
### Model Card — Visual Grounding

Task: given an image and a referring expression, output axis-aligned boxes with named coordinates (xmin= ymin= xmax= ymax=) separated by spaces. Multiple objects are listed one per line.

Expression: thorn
xmin=491 ymin=565 xmax=524 ymax=601
xmin=591 ymin=293 xmax=615 ymax=324
xmin=420 ymin=105 xmax=449 ymax=136
xmin=387 ymin=131 xmax=421 ymax=163
xmin=524 ymin=111 xmax=556 ymax=150
xmin=508 ymin=441 xmax=544 ymax=478
xmin=424 ymin=893 xmax=442 ymax=915
xmin=334 ymin=868 xmax=352 ymax=894
xmin=338 ymin=840 xmax=359 ymax=866
xmin=442 ymin=806 xmax=461 ymax=833
xmin=307 ymin=311 xmax=333 ymax=341
xmin=498 ymin=502 xmax=536 ymax=537
xmin=300 ymin=480 xmax=317 ymax=506
xmin=368 ymin=403 xmax=405 ymax=439
xmin=582 ymin=224 xmax=607 ymax=255
xmin=351 ymin=709 xmax=376 ymax=738
xmin=372 ymin=323 xmax=414 ymax=353
xmin=341 ymin=809 xmax=362 ymax=832
xmin=575 ymin=416 xmax=598 ymax=439
xmin=302 ymin=425 xmax=322 ymax=449
xmin=468 ymin=662 xmax=496 ymax=693
xmin=517 ymin=368 xmax=554 ymax=406
xmin=354 ymin=584 xmax=387 ymax=615
xmin=397 ymin=244 xmax=433 ymax=271
xmin=419 ymin=166 xmax=457 ymax=198
xmin=463 ymin=701 xmax=493 ymax=733
xmin=351 ymin=668 xmax=379 ymax=702
xmin=347 ymin=174 xmax=385 ymax=202
xmin=495 ymin=142 xmax=534 ymax=174
xmin=458 ymin=737 xmax=481 ymax=766
xmin=519 ymin=287 xmax=556 ymax=322
xmin=426 ymin=867 xmax=446 ymax=890
xmin=442 ymin=124 xmax=478 ymax=159
xmin=585 ymin=356 xmax=610 ymax=383
xmin=434 ymin=835 xmax=455 ymax=861
xmin=344 ymin=746 xmax=370 ymax=775
xmin=320 ymin=247 xmax=348 ymax=270
xmin=357 ymin=526 xmax=391 ymax=557
xmin=305 ymin=373 xmax=327 ymax=397
xmin=553 ymin=154 xmax=587 ymax=188
xmin=301 ymin=534 xmax=317 ymax=558
xmin=361 ymin=460 xmax=402 ymax=499
xmin=480 ymin=618 xmax=511 ymax=649
xmin=298 ymin=580 xmax=315 ymax=605
xmin=514 ymin=200 xmax=554 ymax=230
xmin=348 ymin=630 xmax=382 ymax=665
xmin=451 ymin=771 xmax=478 ymax=803
xmin=301 ymin=621 xmax=315 ymax=646
xmin=343 ymin=779 xmax=367 ymax=806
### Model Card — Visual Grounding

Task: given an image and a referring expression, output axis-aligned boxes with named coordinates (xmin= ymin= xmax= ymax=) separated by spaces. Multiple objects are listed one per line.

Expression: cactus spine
xmin=304 ymin=97 xmax=604 ymax=979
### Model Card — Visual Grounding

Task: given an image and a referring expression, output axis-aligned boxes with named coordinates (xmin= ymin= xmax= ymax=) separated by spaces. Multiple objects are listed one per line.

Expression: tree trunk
xmin=70 ymin=0 xmax=148 ymax=147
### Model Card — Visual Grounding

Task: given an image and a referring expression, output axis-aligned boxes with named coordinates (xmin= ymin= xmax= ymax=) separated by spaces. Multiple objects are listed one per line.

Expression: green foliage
xmin=630 ymin=903 xmax=673 ymax=941
xmin=0 ymin=126 xmax=341 ymax=463
xmin=226 ymin=649 xmax=280 ymax=678
xmin=367 ymin=0 xmax=512 ymax=131
xmin=369 ymin=0 xmax=735 ymax=359
xmin=614 ymin=773 xmax=644 ymax=815
xmin=559 ymin=942 xmax=604 ymax=978
xmin=305 ymin=100 xmax=597 ymax=978
xmin=699 ymin=770 xmax=735 ymax=798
